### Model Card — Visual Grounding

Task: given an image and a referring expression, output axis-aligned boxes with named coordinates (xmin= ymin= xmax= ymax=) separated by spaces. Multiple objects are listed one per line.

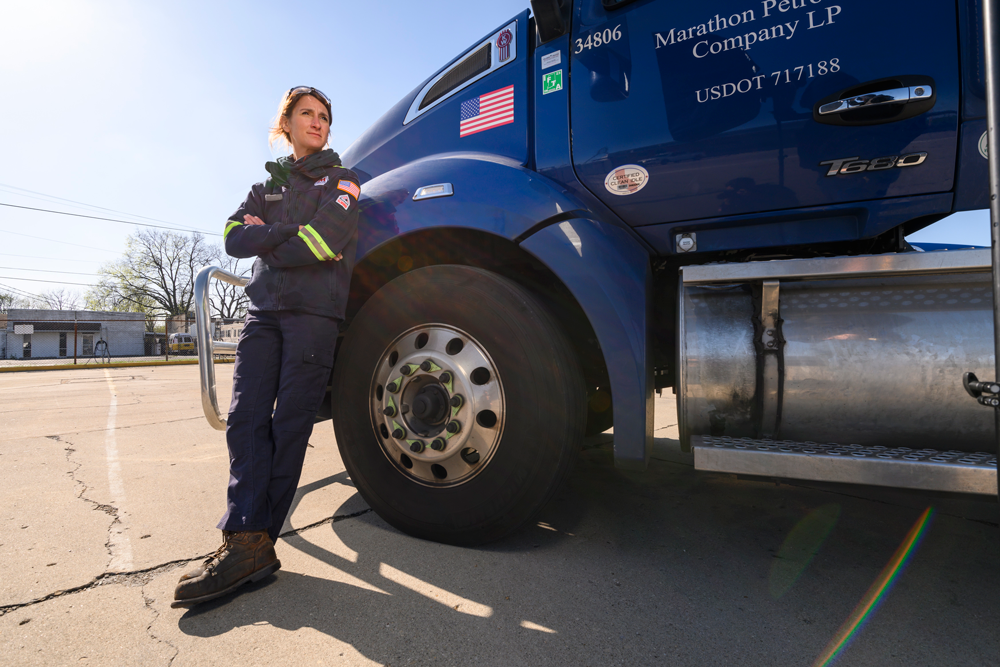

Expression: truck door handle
xmin=812 ymin=76 xmax=936 ymax=127
xmin=818 ymin=85 xmax=933 ymax=116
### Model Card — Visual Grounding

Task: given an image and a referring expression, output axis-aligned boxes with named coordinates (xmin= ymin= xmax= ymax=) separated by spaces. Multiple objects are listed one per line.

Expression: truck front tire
xmin=332 ymin=265 xmax=586 ymax=545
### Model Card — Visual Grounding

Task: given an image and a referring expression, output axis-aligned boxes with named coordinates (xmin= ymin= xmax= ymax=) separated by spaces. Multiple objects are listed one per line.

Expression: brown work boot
xmin=171 ymin=530 xmax=280 ymax=608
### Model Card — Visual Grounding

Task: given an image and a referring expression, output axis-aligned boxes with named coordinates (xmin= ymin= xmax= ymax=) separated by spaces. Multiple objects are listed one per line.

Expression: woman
xmin=173 ymin=86 xmax=361 ymax=608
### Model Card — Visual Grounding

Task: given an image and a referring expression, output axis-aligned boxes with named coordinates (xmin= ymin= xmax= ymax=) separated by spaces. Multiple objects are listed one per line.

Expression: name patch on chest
xmin=314 ymin=176 xmax=329 ymax=186
xmin=264 ymin=193 xmax=283 ymax=201
xmin=336 ymin=194 xmax=351 ymax=210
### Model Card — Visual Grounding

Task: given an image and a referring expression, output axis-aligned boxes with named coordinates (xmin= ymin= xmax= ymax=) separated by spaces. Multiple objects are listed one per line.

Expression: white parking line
xmin=103 ymin=369 xmax=133 ymax=572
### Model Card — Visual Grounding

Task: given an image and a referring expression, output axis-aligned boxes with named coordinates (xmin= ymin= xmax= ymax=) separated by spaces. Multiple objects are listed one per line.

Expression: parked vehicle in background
xmin=169 ymin=333 xmax=196 ymax=356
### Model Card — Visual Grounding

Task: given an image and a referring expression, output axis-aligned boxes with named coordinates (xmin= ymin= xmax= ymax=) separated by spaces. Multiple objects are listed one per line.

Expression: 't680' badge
xmin=820 ymin=152 xmax=928 ymax=176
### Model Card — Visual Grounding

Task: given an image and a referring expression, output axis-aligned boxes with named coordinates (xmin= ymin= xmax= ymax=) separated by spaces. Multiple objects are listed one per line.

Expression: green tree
xmin=85 ymin=283 xmax=160 ymax=332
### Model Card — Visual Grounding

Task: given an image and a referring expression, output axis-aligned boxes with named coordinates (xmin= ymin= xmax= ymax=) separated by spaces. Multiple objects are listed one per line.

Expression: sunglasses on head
xmin=287 ymin=86 xmax=331 ymax=107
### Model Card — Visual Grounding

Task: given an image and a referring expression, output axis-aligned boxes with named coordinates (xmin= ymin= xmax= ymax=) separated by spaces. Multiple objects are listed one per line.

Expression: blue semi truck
xmin=196 ymin=0 xmax=1000 ymax=544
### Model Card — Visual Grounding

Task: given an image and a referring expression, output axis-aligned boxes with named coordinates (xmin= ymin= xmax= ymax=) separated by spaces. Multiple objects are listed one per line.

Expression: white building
xmin=3 ymin=309 xmax=147 ymax=360
xmin=216 ymin=320 xmax=244 ymax=343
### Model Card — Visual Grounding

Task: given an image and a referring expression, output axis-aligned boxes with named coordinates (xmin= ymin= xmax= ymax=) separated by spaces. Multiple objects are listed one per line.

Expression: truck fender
xmin=355 ymin=155 xmax=654 ymax=470
xmin=519 ymin=218 xmax=654 ymax=471
xmin=355 ymin=152 xmax=586 ymax=255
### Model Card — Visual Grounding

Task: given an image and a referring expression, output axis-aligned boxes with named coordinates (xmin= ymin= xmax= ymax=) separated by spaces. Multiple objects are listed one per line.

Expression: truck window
xmin=420 ymin=43 xmax=492 ymax=110
xmin=404 ymin=20 xmax=519 ymax=124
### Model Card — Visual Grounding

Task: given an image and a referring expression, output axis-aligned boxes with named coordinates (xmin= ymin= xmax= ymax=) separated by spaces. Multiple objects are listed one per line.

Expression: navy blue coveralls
xmin=220 ymin=149 xmax=360 ymax=542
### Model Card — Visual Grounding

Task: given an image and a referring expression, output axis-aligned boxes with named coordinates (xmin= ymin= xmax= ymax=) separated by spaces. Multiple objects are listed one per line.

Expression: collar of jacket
xmin=264 ymin=149 xmax=342 ymax=187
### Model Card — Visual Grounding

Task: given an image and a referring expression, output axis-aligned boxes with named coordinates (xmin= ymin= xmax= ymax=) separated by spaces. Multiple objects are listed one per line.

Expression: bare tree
xmin=91 ymin=229 xmax=216 ymax=318
xmin=34 ymin=288 xmax=81 ymax=310
xmin=212 ymin=255 xmax=251 ymax=321
xmin=0 ymin=292 xmax=30 ymax=314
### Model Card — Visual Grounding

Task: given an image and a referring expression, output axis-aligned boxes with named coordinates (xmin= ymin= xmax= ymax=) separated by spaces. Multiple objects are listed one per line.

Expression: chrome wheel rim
xmin=369 ymin=324 xmax=505 ymax=487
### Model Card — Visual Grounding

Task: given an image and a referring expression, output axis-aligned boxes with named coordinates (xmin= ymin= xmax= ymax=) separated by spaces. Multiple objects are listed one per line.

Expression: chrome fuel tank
xmin=678 ymin=250 xmax=996 ymax=453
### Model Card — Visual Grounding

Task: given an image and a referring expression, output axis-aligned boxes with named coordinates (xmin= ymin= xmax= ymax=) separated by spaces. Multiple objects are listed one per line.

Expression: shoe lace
xmin=202 ymin=540 xmax=232 ymax=576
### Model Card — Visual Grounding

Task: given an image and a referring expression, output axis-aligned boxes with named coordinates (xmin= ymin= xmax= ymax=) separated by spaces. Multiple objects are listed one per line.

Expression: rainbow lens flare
xmin=812 ymin=506 xmax=935 ymax=667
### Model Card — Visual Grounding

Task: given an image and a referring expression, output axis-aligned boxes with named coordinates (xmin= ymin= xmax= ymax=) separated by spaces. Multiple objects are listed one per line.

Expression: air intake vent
xmin=419 ymin=43 xmax=492 ymax=111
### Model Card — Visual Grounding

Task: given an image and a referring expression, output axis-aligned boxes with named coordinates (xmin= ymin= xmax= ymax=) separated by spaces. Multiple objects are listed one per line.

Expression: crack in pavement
xmin=0 ymin=557 xmax=201 ymax=618
xmin=0 ymin=417 xmax=207 ymax=447
xmin=0 ymin=508 xmax=374 ymax=617
xmin=281 ymin=508 xmax=373 ymax=538
xmin=0 ymin=400 xmax=143 ymax=415
xmin=142 ymin=587 xmax=179 ymax=666
xmin=53 ymin=434 xmax=127 ymax=573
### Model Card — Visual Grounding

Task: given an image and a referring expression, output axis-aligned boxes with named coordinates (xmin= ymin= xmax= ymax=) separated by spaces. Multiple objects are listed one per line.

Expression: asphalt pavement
xmin=0 ymin=364 xmax=996 ymax=666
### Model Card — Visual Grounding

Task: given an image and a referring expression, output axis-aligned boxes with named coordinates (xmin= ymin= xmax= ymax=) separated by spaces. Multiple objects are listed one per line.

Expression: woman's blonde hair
xmin=268 ymin=89 xmax=332 ymax=149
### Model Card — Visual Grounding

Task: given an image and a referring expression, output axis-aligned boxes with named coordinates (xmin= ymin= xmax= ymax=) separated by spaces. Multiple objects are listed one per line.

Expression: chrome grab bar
xmin=194 ymin=265 xmax=249 ymax=431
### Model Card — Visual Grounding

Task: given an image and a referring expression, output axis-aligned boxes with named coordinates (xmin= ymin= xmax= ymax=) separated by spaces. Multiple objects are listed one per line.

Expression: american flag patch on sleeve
xmin=337 ymin=180 xmax=360 ymax=199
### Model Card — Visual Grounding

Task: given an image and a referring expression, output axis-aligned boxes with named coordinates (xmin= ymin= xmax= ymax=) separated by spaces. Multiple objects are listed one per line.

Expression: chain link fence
xmin=0 ymin=310 xmax=244 ymax=370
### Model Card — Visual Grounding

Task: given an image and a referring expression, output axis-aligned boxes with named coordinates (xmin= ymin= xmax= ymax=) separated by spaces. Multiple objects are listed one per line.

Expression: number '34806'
xmin=575 ymin=25 xmax=622 ymax=53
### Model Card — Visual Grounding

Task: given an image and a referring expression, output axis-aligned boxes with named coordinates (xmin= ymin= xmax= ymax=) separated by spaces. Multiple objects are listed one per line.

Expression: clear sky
xmin=0 ymin=0 xmax=529 ymax=303
xmin=0 ymin=0 xmax=989 ymax=303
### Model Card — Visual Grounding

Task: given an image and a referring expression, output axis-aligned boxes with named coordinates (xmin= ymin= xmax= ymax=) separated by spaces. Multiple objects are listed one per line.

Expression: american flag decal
xmin=459 ymin=85 xmax=514 ymax=138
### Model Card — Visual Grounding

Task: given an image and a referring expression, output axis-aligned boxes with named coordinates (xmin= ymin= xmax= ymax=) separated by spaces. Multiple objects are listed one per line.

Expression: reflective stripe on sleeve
xmin=224 ymin=220 xmax=243 ymax=239
xmin=298 ymin=224 xmax=337 ymax=261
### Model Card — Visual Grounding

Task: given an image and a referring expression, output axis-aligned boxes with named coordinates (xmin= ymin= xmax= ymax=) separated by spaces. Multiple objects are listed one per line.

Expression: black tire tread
xmin=332 ymin=265 xmax=586 ymax=545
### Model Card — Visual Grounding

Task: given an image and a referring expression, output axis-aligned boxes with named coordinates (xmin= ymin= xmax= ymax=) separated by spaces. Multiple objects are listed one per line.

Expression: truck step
xmin=691 ymin=436 xmax=997 ymax=496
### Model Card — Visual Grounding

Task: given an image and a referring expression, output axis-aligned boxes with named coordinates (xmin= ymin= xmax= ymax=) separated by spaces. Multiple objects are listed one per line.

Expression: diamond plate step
xmin=691 ymin=436 xmax=997 ymax=495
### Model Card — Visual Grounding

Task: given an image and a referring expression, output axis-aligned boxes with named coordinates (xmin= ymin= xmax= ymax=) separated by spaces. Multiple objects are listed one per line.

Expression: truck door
xmin=569 ymin=0 xmax=960 ymax=229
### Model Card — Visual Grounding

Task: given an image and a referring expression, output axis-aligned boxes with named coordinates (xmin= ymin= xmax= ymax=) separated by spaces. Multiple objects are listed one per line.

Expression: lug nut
xmin=400 ymin=364 xmax=416 ymax=376
xmin=450 ymin=394 xmax=463 ymax=409
xmin=386 ymin=378 xmax=401 ymax=393
xmin=446 ymin=421 xmax=461 ymax=434
xmin=420 ymin=359 xmax=442 ymax=372
xmin=439 ymin=371 xmax=452 ymax=384
xmin=383 ymin=404 xmax=396 ymax=417
xmin=392 ymin=427 xmax=406 ymax=439
xmin=431 ymin=438 xmax=446 ymax=451
xmin=409 ymin=441 xmax=424 ymax=453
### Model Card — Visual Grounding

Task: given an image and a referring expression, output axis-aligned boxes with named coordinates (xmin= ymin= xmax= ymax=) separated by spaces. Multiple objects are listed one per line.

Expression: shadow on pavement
xmin=176 ymin=437 xmax=999 ymax=665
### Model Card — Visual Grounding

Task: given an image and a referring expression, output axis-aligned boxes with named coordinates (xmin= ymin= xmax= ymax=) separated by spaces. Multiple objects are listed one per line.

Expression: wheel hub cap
xmin=408 ymin=382 xmax=450 ymax=430
xmin=370 ymin=325 xmax=505 ymax=487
